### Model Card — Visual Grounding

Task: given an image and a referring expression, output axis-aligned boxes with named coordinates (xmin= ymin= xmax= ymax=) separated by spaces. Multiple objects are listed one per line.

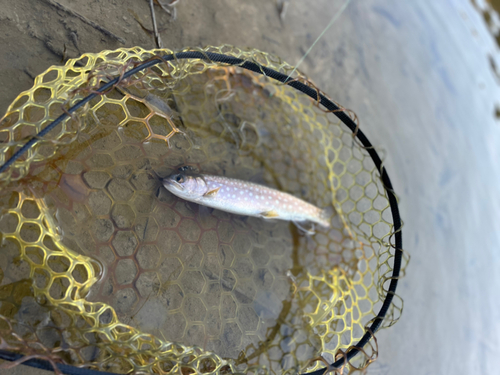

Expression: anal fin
xmin=260 ymin=210 xmax=279 ymax=219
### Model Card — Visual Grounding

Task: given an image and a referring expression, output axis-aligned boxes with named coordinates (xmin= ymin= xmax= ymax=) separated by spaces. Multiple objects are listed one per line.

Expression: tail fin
xmin=318 ymin=208 xmax=332 ymax=228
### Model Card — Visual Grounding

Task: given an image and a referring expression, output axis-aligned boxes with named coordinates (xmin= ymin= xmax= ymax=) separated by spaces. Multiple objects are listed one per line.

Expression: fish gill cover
xmin=0 ymin=46 xmax=408 ymax=374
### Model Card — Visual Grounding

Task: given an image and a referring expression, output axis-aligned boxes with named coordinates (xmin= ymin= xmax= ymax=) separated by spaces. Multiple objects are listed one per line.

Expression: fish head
xmin=162 ymin=172 xmax=208 ymax=200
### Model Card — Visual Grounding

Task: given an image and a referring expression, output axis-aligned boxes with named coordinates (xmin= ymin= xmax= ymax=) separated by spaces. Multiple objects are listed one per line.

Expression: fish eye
xmin=175 ymin=174 xmax=184 ymax=183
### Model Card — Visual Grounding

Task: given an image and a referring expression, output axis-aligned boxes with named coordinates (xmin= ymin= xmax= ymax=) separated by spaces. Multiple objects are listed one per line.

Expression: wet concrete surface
xmin=1 ymin=0 xmax=500 ymax=374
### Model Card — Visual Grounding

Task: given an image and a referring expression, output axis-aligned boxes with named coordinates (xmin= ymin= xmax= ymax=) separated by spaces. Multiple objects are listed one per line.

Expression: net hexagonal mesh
xmin=0 ymin=46 xmax=408 ymax=374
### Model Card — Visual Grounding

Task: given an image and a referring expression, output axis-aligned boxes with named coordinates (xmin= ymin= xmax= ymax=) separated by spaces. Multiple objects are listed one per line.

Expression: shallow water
xmin=1 ymin=0 xmax=500 ymax=374
xmin=1 ymin=51 xmax=391 ymax=373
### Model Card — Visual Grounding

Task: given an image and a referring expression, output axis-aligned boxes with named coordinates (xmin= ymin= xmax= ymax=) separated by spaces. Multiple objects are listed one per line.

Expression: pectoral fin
xmin=260 ymin=210 xmax=279 ymax=219
xmin=203 ymin=187 xmax=220 ymax=197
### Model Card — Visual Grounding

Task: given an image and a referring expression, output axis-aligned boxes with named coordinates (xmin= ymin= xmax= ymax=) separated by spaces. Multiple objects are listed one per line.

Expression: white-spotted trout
xmin=162 ymin=168 xmax=330 ymax=228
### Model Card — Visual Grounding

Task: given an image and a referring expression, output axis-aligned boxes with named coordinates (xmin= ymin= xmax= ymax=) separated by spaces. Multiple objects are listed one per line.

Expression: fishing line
xmin=0 ymin=0 xmax=354 ymax=174
xmin=285 ymin=0 xmax=353 ymax=82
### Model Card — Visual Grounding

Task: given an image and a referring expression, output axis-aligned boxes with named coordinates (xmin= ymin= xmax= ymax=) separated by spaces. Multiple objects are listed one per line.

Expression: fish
xmin=161 ymin=168 xmax=330 ymax=228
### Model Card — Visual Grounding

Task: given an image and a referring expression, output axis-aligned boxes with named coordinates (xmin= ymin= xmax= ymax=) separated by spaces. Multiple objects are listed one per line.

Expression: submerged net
xmin=0 ymin=46 xmax=408 ymax=374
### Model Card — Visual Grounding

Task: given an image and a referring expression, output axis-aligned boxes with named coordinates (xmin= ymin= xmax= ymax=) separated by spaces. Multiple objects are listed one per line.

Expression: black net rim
xmin=0 ymin=50 xmax=403 ymax=375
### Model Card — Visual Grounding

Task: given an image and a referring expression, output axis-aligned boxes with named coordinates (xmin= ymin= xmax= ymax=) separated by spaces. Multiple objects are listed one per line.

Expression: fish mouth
xmin=163 ymin=178 xmax=183 ymax=191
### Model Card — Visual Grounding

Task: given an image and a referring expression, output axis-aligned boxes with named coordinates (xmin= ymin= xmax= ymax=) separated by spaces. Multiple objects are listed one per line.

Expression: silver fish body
xmin=162 ymin=170 xmax=330 ymax=228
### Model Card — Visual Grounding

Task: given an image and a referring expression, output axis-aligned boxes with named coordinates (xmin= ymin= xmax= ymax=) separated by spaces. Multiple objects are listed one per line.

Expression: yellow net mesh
xmin=0 ymin=46 xmax=408 ymax=374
